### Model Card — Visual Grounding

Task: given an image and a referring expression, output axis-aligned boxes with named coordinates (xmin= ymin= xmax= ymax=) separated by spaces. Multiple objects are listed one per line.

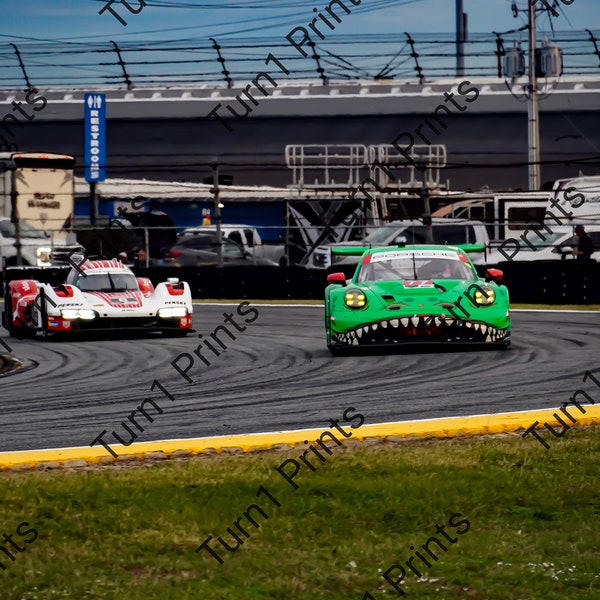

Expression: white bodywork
xmin=7 ymin=259 xmax=193 ymax=336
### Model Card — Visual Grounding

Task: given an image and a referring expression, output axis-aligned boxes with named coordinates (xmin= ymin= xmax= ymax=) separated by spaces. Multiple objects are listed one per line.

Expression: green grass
xmin=2 ymin=428 xmax=600 ymax=599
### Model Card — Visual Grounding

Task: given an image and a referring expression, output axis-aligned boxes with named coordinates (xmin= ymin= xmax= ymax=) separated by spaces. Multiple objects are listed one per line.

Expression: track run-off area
xmin=0 ymin=304 xmax=599 ymax=454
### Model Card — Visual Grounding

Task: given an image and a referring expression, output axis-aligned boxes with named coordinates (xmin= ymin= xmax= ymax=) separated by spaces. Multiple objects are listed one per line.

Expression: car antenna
xmin=411 ymin=249 xmax=417 ymax=279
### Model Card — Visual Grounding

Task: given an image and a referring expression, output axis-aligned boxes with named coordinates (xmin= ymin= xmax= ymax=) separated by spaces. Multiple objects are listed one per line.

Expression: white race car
xmin=2 ymin=259 xmax=193 ymax=338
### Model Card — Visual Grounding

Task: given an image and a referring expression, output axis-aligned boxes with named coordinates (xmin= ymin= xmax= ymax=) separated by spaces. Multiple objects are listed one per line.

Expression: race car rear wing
xmin=331 ymin=247 xmax=370 ymax=256
xmin=331 ymin=244 xmax=486 ymax=256
xmin=454 ymin=244 xmax=486 ymax=254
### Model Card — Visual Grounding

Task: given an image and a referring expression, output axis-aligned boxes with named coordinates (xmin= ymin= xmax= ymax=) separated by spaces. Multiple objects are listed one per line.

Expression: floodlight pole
xmin=456 ymin=0 xmax=466 ymax=76
xmin=527 ymin=1 xmax=541 ymax=190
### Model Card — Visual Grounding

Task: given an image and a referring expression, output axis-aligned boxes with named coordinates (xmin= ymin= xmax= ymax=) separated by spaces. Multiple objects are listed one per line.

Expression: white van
xmin=483 ymin=176 xmax=600 ymax=263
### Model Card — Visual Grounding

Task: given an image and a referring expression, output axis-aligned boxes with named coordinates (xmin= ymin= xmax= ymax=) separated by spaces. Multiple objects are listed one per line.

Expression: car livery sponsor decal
xmin=403 ymin=280 xmax=435 ymax=288
xmin=370 ymin=250 xmax=460 ymax=262
xmin=457 ymin=252 xmax=472 ymax=265
xmin=87 ymin=291 xmax=143 ymax=308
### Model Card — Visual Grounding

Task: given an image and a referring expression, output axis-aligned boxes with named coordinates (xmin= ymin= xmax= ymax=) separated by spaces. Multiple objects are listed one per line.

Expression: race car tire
xmin=327 ymin=343 xmax=349 ymax=356
xmin=3 ymin=294 xmax=35 ymax=339
xmin=3 ymin=292 xmax=19 ymax=338
xmin=162 ymin=330 xmax=189 ymax=337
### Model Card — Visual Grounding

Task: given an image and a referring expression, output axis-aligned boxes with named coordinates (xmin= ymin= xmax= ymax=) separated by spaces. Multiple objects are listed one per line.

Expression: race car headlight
xmin=61 ymin=309 xmax=97 ymax=320
xmin=344 ymin=290 xmax=367 ymax=308
xmin=473 ymin=287 xmax=495 ymax=305
xmin=158 ymin=307 xmax=189 ymax=318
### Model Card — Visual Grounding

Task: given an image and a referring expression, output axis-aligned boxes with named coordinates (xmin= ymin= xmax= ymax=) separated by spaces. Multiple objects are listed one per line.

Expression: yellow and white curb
xmin=1 ymin=405 xmax=599 ymax=471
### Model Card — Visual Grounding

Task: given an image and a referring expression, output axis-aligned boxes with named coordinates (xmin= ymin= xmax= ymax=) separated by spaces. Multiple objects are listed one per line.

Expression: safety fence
xmin=2 ymin=260 xmax=599 ymax=304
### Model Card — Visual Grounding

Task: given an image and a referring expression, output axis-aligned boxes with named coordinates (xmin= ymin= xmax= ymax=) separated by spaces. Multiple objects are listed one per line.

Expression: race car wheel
xmin=162 ymin=330 xmax=189 ymax=337
xmin=327 ymin=343 xmax=348 ymax=356
xmin=3 ymin=292 xmax=19 ymax=338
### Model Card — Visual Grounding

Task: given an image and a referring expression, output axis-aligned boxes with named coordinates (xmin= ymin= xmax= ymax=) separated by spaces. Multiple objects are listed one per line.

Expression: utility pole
xmin=210 ymin=161 xmax=223 ymax=268
xmin=90 ymin=181 xmax=97 ymax=226
xmin=527 ymin=0 xmax=541 ymax=190
xmin=9 ymin=167 xmax=22 ymax=266
xmin=456 ymin=0 xmax=466 ymax=77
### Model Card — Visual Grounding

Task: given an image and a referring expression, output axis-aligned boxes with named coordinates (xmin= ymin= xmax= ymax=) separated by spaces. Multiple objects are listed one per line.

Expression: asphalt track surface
xmin=1 ymin=305 xmax=599 ymax=453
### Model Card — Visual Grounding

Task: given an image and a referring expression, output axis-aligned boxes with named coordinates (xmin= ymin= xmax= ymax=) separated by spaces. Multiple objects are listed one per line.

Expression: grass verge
xmin=1 ymin=428 xmax=599 ymax=599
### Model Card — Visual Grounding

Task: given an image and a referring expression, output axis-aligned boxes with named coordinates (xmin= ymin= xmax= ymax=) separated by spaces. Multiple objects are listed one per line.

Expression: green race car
xmin=324 ymin=244 xmax=510 ymax=353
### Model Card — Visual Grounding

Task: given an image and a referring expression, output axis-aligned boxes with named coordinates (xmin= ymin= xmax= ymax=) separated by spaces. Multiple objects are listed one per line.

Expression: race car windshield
xmin=75 ymin=273 xmax=139 ymax=292
xmin=357 ymin=255 xmax=476 ymax=282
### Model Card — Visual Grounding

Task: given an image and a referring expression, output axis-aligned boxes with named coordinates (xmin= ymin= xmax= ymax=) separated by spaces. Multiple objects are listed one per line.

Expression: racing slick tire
xmin=327 ymin=342 xmax=350 ymax=356
xmin=3 ymin=292 xmax=19 ymax=338
xmin=162 ymin=330 xmax=189 ymax=338
xmin=4 ymin=293 xmax=37 ymax=339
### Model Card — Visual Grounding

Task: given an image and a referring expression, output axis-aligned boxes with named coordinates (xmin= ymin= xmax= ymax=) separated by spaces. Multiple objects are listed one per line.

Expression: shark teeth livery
xmin=325 ymin=244 xmax=511 ymax=352
xmin=332 ymin=316 xmax=509 ymax=346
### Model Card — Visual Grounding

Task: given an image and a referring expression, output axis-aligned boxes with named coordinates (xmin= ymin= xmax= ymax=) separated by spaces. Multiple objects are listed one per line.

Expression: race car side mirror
xmin=327 ymin=272 xmax=347 ymax=286
xmin=485 ymin=268 xmax=503 ymax=283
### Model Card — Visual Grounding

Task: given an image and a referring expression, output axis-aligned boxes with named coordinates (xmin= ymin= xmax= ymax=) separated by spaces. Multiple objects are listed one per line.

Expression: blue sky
xmin=1 ymin=1 xmax=597 ymax=87
xmin=1 ymin=0 xmax=598 ymax=43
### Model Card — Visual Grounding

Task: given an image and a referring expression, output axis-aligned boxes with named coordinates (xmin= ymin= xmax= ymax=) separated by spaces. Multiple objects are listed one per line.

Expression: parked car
xmin=183 ymin=225 xmax=285 ymax=265
xmin=309 ymin=218 xmax=490 ymax=269
xmin=0 ymin=217 xmax=83 ymax=267
xmin=163 ymin=232 xmax=279 ymax=266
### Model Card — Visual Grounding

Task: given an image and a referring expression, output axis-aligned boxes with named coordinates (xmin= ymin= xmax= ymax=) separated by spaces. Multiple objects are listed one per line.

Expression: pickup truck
xmin=0 ymin=217 xmax=82 ymax=267
xmin=308 ymin=218 xmax=490 ymax=269
xmin=183 ymin=225 xmax=285 ymax=265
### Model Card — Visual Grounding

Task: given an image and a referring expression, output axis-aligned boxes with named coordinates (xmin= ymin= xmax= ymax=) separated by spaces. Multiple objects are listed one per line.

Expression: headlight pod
xmin=473 ymin=287 xmax=495 ymax=305
xmin=61 ymin=309 xmax=97 ymax=320
xmin=158 ymin=307 xmax=188 ymax=318
xmin=344 ymin=289 xmax=367 ymax=309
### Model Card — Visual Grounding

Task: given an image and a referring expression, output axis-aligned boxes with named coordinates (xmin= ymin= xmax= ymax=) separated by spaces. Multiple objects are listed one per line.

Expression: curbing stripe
xmin=1 ymin=405 xmax=600 ymax=471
